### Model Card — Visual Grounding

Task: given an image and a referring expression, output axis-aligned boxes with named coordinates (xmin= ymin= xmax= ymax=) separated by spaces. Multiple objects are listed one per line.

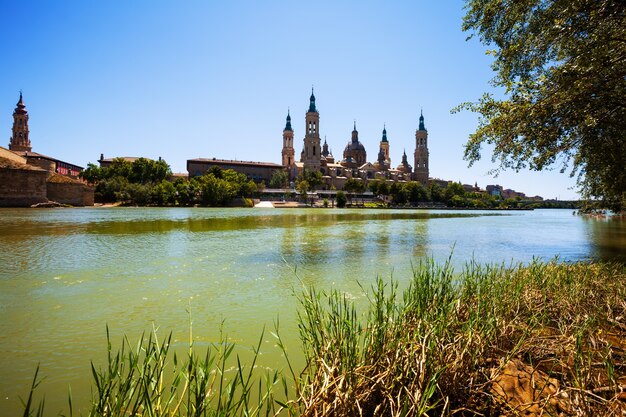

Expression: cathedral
xmin=282 ymin=89 xmax=429 ymax=189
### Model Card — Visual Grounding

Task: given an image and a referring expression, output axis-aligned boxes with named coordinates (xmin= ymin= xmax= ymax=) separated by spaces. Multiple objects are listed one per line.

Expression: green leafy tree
xmin=296 ymin=170 xmax=323 ymax=191
xmin=79 ymin=163 xmax=104 ymax=184
xmin=389 ymin=182 xmax=408 ymax=205
xmin=131 ymin=158 xmax=171 ymax=184
xmin=443 ymin=182 xmax=466 ymax=206
xmin=95 ymin=177 xmax=129 ymax=203
xmin=269 ymin=170 xmax=289 ymax=189
xmin=450 ymin=194 xmax=467 ymax=208
xmin=404 ymin=181 xmax=430 ymax=204
xmin=297 ymin=180 xmax=310 ymax=203
xmin=378 ymin=182 xmax=390 ymax=198
xmin=81 ymin=157 xmax=173 ymax=204
xmin=343 ymin=178 xmax=365 ymax=194
xmin=429 ymin=183 xmax=444 ymax=203
xmin=150 ymin=180 xmax=177 ymax=206
xmin=175 ymin=177 xmax=201 ymax=206
xmin=458 ymin=0 xmax=626 ymax=211
xmin=194 ymin=168 xmax=255 ymax=206
xmin=106 ymin=158 xmax=133 ymax=180
xmin=199 ymin=175 xmax=235 ymax=206
xmin=123 ymin=183 xmax=151 ymax=205
xmin=368 ymin=179 xmax=381 ymax=196
xmin=336 ymin=191 xmax=347 ymax=208
xmin=208 ymin=166 xmax=224 ymax=179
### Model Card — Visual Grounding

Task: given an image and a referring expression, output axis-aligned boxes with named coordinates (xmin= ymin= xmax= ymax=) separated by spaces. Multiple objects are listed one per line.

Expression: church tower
xmin=9 ymin=92 xmax=32 ymax=152
xmin=281 ymin=110 xmax=295 ymax=167
xmin=302 ymin=88 xmax=321 ymax=172
xmin=380 ymin=125 xmax=390 ymax=166
xmin=397 ymin=149 xmax=413 ymax=175
xmin=413 ymin=110 xmax=429 ymax=184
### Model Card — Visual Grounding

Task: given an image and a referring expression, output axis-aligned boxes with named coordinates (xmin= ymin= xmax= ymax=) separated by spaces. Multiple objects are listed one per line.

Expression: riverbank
xmin=24 ymin=260 xmax=626 ymax=416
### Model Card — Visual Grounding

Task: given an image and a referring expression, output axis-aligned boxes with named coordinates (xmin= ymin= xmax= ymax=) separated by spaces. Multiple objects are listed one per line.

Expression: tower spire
xmin=308 ymin=86 xmax=317 ymax=113
xmin=351 ymin=121 xmax=359 ymax=143
xmin=419 ymin=109 xmax=426 ymax=131
xmin=284 ymin=109 xmax=293 ymax=131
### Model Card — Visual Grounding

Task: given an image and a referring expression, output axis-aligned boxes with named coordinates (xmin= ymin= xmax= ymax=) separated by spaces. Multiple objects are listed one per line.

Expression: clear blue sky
xmin=0 ymin=1 xmax=579 ymax=200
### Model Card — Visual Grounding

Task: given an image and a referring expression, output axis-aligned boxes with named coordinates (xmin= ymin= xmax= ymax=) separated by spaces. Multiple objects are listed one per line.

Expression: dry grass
xmin=292 ymin=259 xmax=626 ymax=416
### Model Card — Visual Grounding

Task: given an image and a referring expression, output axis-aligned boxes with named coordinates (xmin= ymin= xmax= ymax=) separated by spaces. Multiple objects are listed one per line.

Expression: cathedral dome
xmin=343 ymin=140 xmax=366 ymax=153
xmin=342 ymin=121 xmax=367 ymax=166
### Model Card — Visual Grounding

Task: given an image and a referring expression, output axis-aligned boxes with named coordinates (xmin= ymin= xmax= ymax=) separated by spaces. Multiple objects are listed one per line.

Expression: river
xmin=0 ymin=207 xmax=624 ymax=414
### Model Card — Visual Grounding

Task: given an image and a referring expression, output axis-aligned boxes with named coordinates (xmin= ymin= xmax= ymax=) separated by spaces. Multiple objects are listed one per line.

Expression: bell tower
xmin=380 ymin=125 xmax=390 ymax=166
xmin=413 ymin=110 xmax=429 ymax=184
xmin=9 ymin=92 xmax=32 ymax=152
xmin=302 ymin=87 xmax=321 ymax=172
xmin=281 ymin=110 xmax=295 ymax=167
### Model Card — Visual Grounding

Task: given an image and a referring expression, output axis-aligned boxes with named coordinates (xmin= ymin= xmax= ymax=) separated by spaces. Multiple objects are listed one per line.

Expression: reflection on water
xmin=0 ymin=207 xmax=623 ymax=414
xmin=585 ymin=216 xmax=626 ymax=262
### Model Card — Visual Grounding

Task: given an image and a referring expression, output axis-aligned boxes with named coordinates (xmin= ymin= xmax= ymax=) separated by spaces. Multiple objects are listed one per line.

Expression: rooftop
xmin=13 ymin=150 xmax=84 ymax=170
xmin=188 ymin=158 xmax=284 ymax=168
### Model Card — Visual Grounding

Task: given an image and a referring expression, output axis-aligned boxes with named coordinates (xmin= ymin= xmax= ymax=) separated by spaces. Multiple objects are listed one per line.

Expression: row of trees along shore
xmin=80 ymin=158 xmax=578 ymax=209
xmin=80 ymin=159 xmax=258 ymax=207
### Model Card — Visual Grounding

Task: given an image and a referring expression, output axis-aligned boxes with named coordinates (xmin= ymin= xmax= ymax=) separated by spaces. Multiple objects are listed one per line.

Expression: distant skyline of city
xmin=0 ymin=1 xmax=580 ymax=199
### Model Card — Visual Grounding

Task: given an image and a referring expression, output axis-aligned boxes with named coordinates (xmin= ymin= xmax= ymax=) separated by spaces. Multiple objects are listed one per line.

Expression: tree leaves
xmin=459 ymin=0 xmax=626 ymax=210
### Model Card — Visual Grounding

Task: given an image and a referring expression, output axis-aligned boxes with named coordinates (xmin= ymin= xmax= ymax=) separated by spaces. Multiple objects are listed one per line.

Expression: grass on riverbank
xmin=24 ymin=259 xmax=626 ymax=416
xmin=294 ymin=259 xmax=626 ymax=416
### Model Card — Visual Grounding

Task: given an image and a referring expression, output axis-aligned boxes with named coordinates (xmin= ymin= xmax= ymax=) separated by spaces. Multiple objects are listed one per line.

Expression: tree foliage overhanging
xmin=457 ymin=0 xmax=626 ymax=211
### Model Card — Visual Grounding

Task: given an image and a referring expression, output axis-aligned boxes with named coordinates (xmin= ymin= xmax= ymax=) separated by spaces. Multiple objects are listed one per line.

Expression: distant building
xmin=186 ymin=158 xmax=284 ymax=183
xmin=462 ymin=183 xmax=480 ymax=193
xmin=431 ymin=178 xmax=450 ymax=189
xmin=486 ymin=184 xmax=503 ymax=197
xmin=282 ymin=89 xmax=423 ymax=189
xmin=2 ymin=93 xmax=93 ymax=206
xmin=502 ymin=189 xmax=526 ymax=199
xmin=8 ymin=93 xmax=83 ymax=177
xmin=98 ymin=154 xmax=145 ymax=168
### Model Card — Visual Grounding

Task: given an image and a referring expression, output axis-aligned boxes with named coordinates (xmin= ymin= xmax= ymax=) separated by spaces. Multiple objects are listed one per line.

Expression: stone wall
xmin=0 ymin=167 xmax=48 ymax=207
xmin=46 ymin=179 xmax=94 ymax=206
xmin=25 ymin=157 xmax=56 ymax=172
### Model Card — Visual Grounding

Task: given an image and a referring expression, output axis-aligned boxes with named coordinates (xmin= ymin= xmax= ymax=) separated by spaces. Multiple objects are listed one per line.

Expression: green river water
xmin=0 ymin=207 xmax=624 ymax=414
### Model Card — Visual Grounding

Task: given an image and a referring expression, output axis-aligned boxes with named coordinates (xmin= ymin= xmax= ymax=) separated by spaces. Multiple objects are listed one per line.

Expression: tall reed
xmin=293 ymin=259 xmax=626 ymax=416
